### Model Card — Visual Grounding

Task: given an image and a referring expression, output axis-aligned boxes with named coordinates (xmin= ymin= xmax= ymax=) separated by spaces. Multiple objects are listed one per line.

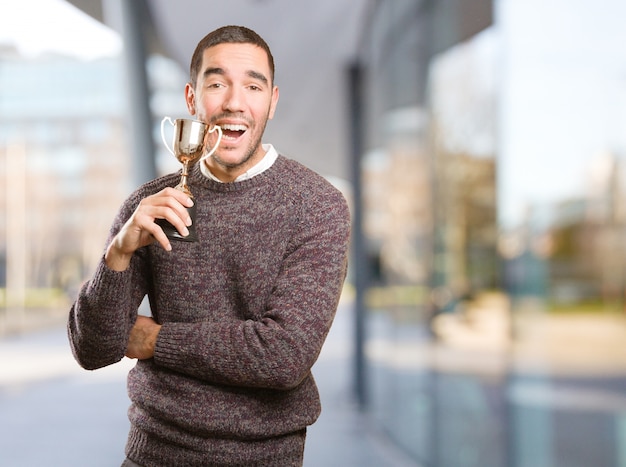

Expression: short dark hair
xmin=189 ymin=25 xmax=275 ymax=88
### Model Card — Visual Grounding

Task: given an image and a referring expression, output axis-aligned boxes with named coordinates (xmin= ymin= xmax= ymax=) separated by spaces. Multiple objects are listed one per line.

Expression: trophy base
xmin=155 ymin=204 xmax=198 ymax=243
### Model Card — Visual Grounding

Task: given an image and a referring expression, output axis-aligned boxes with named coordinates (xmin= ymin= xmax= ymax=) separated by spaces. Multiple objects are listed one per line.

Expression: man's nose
xmin=222 ymin=87 xmax=245 ymax=112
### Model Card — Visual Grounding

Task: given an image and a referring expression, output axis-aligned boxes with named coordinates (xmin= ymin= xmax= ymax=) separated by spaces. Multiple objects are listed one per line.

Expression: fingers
xmin=145 ymin=189 xmax=196 ymax=245
xmin=120 ymin=188 xmax=195 ymax=251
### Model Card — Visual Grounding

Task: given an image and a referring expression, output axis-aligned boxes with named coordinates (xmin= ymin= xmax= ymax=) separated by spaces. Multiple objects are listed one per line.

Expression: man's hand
xmin=126 ymin=315 xmax=162 ymax=360
xmin=105 ymin=187 xmax=194 ymax=271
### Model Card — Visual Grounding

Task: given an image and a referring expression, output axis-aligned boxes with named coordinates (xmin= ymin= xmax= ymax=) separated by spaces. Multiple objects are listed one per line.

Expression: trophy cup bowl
xmin=157 ymin=117 xmax=222 ymax=242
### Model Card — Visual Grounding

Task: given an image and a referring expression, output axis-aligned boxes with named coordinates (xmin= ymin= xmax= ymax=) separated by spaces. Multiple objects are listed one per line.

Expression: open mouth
xmin=220 ymin=123 xmax=247 ymax=141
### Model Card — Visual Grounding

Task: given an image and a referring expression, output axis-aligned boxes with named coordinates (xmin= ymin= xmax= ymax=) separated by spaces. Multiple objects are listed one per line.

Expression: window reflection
xmin=0 ymin=52 xmax=185 ymax=329
xmin=361 ymin=1 xmax=626 ymax=466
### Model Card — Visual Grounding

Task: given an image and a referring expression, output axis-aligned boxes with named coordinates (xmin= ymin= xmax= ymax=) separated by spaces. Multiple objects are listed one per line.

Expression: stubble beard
xmin=210 ymin=111 xmax=270 ymax=172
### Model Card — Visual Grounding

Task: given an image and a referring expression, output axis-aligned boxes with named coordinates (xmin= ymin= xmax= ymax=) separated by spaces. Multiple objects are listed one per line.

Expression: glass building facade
xmin=357 ymin=0 xmax=626 ymax=466
xmin=0 ymin=48 xmax=186 ymax=329
xmin=3 ymin=1 xmax=626 ymax=465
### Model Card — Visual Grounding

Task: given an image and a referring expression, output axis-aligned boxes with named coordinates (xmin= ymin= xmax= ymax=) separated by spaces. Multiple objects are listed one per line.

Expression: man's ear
xmin=268 ymin=85 xmax=279 ymax=120
xmin=185 ymin=83 xmax=196 ymax=115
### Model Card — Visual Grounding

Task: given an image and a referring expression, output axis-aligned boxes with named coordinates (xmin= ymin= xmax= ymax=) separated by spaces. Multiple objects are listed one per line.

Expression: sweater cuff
xmin=153 ymin=323 xmax=190 ymax=369
xmin=86 ymin=255 xmax=134 ymax=304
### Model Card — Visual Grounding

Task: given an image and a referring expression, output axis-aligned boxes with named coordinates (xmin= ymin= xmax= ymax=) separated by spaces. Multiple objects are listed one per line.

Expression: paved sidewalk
xmin=0 ymin=305 xmax=419 ymax=467
xmin=304 ymin=305 xmax=420 ymax=467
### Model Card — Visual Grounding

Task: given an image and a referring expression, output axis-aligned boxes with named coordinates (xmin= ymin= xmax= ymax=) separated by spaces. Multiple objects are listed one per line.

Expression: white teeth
xmin=221 ymin=124 xmax=247 ymax=131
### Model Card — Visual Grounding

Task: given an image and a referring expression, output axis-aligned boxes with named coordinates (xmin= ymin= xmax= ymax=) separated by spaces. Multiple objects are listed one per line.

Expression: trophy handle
xmin=199 ymin=125 xmax=223 ymax=163
xmin=160 ymin=116 xmax=175 ymax=156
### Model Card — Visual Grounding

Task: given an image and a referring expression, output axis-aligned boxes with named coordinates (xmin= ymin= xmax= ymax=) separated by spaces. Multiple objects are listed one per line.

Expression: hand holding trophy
xmin=158 ymin=117 xmax=222 ymax=242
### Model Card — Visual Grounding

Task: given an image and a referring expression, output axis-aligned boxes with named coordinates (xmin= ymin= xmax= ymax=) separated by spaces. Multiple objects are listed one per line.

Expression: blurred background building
xmin=2 ymin=0 xmax=626 ymax=466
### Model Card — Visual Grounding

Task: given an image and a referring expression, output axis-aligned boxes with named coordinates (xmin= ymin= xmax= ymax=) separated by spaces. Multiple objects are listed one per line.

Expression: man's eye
xmin=207 ymin=83 xmax=223 ymax=89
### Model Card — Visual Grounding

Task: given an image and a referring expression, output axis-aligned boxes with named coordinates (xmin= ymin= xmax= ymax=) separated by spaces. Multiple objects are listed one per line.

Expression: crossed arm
xmin=104 ymin=187 xmax=191 ymax=360
xmin=70 ymin=182 xmax=350 ymax=388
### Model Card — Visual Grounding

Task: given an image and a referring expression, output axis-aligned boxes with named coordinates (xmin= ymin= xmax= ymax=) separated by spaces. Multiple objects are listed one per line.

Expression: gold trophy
xmin=158 ymin=117 xmax=222 ymax=242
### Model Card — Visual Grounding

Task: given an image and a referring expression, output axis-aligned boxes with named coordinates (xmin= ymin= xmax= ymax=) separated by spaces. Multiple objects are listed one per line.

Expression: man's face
xmin=185 ymin=43 xmax=279 ymax=182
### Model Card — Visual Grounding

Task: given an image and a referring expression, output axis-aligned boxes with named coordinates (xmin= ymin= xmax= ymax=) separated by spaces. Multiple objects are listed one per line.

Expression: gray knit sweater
xmin=68 ymin=155 xmax=351 ymax=466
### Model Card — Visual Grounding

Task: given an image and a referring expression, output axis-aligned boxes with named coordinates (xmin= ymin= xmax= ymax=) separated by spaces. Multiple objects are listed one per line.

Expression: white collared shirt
xmin=200 ymin=144 xmax=278 ymax=182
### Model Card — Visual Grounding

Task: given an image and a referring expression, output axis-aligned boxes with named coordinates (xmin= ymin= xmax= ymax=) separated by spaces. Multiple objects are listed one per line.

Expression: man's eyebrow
xmin=247 ymin=70 xmax=268 ymax=85
xmin=202 ymin=67 xmax=225 ymax=79
xmin=201 ymin=67 xmax=269 ymax=85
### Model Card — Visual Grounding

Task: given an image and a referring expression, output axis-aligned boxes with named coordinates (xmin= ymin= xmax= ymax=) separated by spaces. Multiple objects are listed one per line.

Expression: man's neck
xmin=200 ymin=144 xmax=277 ymax=183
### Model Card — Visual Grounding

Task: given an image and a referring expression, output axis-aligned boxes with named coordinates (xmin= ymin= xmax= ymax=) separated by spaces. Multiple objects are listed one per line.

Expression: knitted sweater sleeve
xmin=67 ymin=188 xmax=152 ymax=370
xmin=153 ymin=184 xmax=351 ymax=390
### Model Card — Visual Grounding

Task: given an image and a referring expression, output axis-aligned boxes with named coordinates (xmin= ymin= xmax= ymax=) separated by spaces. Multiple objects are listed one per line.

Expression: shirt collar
xmin=200 ymin=144 xmax=278 ymax=182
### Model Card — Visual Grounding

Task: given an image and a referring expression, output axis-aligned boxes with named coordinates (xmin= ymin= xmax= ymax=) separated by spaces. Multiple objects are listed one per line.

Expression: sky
xmin=497 ymin=0 xmax=626 ymax=228
xmin=0 ymin=0 xmax=121 ymax=60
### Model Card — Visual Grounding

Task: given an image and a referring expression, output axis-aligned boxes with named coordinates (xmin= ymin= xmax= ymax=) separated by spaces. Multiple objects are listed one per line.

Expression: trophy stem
xmin=176 ymin=160 xmax=193 ymax=197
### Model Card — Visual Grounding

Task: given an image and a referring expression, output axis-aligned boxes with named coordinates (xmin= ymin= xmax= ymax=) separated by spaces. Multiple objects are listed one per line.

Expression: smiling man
xmin=68 ymin=26 xmax=351 ymax=467
xmin=187 ymin=36 xmax=279 ymax=182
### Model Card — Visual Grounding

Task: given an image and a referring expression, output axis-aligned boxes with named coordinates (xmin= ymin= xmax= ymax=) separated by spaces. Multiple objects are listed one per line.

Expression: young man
xmin=68 ymin=25 xmax=351 ymax=466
